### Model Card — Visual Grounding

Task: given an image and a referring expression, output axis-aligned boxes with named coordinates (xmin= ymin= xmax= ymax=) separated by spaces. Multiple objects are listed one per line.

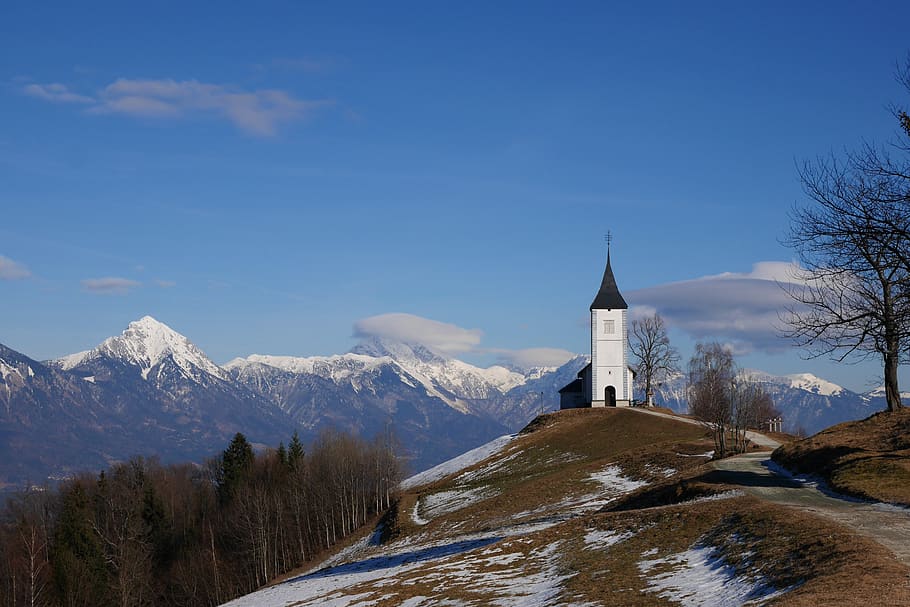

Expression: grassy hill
xmin=224 ymin=408 xmax=910 ymax=606
xmin=772 ymin=408 xmax=910 ymax=505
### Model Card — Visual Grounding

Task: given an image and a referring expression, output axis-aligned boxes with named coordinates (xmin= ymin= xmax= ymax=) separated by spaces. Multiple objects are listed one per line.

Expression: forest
xmin=0 ymin=429 xmax=400 ymax=607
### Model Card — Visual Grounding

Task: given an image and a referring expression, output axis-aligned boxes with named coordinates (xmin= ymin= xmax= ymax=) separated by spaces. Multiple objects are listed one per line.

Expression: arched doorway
xmin=605 ymin=386 xmax=617 ymax=407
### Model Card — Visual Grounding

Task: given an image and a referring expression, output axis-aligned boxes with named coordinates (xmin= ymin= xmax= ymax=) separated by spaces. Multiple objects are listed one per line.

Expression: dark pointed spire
xmin=590 ymin=247 xmax=628 ymax=310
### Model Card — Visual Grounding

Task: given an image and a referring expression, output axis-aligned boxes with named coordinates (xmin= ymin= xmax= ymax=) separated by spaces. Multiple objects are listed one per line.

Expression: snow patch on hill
xmin=400 ymin=434 xmax=515 ymax=490
xmin=639 ymin=544 xmax=792 ymax=606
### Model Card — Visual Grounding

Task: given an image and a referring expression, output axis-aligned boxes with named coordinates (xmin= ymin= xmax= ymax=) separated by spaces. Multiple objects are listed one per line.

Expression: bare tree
xmin=629 ymin=312 xmax=680 ymax=406
xmin=783 ymin=156 xmax=910 ymax=412
xmin=688 ymin=342 xmax=736 ymax=456
xmin=730 ymin=381 xmax=777 ymax=453
xmin=688 ymin=342 xmax=775 ymax=456
xmin=783 ymin=57 xmax=910 ymax=414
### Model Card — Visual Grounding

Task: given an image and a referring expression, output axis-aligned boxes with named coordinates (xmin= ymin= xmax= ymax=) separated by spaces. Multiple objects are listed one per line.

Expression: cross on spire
xmin=605 ymin=231 xmax=613 ymax=253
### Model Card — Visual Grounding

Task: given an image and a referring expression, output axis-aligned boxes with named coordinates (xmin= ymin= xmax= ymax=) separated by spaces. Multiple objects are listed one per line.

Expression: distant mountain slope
xmin=0 ymin=343 xmax=122 ymax=487
xmin=225 ymin=353 xmax=510 ymax=473
xmin=653 ymin=370 xmax=882 ymax=435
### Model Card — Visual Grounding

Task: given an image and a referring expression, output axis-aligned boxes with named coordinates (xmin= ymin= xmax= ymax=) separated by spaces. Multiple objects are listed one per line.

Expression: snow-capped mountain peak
xmin=55 ymin=316 xmax=228 ymax=382
xmin=783 ymin=373 xmax=844 ymax=396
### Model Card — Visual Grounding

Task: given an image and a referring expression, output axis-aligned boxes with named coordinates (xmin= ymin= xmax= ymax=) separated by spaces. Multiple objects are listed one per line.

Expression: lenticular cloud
xmin=353 ymin=313 xmax=483 ymax=355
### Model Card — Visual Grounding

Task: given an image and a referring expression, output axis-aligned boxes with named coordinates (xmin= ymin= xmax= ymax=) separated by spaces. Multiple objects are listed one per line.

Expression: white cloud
xmin=23 ymin=78 xmax=330 ymax=136
xmin=154 ymin=279 xmax=176 ymax=288
xmin=0 ymin=255 xmax=31 ymax=280
xmin=491 ymin=347 xmax=577 ymax=369
xmin=353 ymin=313 xmax=483 ymax=355
xmin=81 ymin=277 xmax=141 ymax=295
xmin=22 ymin=83 xmax=94 ymax=104
xmin=626 ymin=261 xmax=804 ymax=354
xmin=696 ymin=261 xmax=808 ymax=285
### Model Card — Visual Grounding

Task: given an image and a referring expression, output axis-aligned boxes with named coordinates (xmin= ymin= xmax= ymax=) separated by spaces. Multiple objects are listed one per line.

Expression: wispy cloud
xmin=23 ymin=78 xmax=331 ymax=136
xmin=154 ymin=279 xmax=176 ymax=288
xmin=81 ymin=277 xmax=141 ymax=295
xmin=626 ymin=261 xmax=803 ymax=354
xmin=22 ymin=83 xmax=94 ymax=104
xmin=0 ymin=255 xmax=31 ymax=280
xmin=354 ymin=313 xmax=483 ymax=355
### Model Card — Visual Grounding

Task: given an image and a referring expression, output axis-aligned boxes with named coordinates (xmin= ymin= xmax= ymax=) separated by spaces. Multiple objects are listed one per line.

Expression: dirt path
xmin=711 ymin=451 xmax=910 ymax=566
xmin=628 ymin=407 xmax=910 ymax=565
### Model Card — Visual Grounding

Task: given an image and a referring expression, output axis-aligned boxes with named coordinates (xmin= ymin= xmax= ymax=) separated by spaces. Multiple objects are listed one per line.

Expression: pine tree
xmin=277 ymin=442 xmax=288 ymax=468
xmin=53 ymin=483 xmax=109 ymax=605
xmin=218 ymin=433 xmax=254 ymax=503
xmin=288 ymin=431 xmax=305 ymax=471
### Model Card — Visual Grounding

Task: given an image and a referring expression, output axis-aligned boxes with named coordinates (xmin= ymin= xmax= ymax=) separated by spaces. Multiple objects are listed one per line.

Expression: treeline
xmin=0 ymin=428 xmax=400 ymax=607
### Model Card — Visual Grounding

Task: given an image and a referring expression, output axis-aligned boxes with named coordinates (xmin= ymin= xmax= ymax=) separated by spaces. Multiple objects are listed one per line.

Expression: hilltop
xmin=222 ymin=408 xmax=910 ymax=606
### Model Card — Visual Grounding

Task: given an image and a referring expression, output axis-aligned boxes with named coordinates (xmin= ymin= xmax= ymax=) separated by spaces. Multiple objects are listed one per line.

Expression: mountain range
xmin=0 ymin=315 xmax=894 ymax=488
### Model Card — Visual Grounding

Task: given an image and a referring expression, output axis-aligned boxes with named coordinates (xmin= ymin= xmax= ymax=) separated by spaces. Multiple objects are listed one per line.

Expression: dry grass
xmin=558 ymin=497 xmax=910 ymax=606
xmin=773 ymin=408 xmax=910 ymax=504
xmin=255 ymin=408 xmax=910 ymax=606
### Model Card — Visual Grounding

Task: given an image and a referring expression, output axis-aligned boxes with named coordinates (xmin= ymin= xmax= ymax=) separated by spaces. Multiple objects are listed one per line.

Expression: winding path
xmin=629 ymin=407 xmax=910 ymax=565
xmin=711 ymin=451 xmax=910 ymax=566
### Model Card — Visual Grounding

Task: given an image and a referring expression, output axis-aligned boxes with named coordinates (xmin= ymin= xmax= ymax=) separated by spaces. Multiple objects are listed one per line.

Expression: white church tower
xmin=587 ymin=246 xmax=633 ymax=407
xmin=559 ymin=241 xmax=635 ymax=409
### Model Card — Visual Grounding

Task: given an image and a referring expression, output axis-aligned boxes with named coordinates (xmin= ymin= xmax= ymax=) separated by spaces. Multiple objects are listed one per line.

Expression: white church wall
xmin=591 ymin=308 xmax=629 ymax=405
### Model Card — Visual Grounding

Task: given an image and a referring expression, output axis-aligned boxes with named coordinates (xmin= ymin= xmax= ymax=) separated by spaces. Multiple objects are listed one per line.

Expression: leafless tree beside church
xmin=629 ymin=312 xmax=680 ymax=406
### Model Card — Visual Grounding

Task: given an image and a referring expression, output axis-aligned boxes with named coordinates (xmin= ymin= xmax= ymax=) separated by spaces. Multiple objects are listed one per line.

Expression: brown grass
xmin=773 ymin=408 xmax=910 ymax=504
xmin=559 ymin=497 xmax=910 ymax=606
xmin=277 ymin=408 xmax=910 ymax=605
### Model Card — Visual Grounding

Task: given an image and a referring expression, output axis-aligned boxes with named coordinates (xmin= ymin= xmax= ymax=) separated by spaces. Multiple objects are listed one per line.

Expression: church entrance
xmin=605 ymin=386 xmax=617 ymax=407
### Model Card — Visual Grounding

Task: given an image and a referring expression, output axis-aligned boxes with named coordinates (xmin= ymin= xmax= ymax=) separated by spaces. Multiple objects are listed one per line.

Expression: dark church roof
xmin=590 ymin=251 xmax=628 ymax=310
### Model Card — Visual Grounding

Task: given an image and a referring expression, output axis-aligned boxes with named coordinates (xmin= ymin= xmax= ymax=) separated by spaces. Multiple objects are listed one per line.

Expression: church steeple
xmin=590 ymin=247 xmax=628 ymax=311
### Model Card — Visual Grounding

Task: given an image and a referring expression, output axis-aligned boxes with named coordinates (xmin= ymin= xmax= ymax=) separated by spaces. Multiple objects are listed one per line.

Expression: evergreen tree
xmin=218 ymin=433 xmax=254 ymax=503
xmin=53 ymin=483 xmax=110 ymax=606
xmin=288 ymin=431 xmax=305 ymax=471
xmin=141 ymin=485 xmax=174 ymax=570
xmin=277 ymin=442 xmax=288 ymax=468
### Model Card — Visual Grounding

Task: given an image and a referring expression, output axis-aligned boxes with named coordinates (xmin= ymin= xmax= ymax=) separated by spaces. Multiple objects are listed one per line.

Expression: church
xmin=559 ymin=248 xmax=636 ymax=408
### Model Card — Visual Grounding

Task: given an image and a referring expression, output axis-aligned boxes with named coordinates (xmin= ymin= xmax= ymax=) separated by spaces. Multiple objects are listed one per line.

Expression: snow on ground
xmin=221 ymin=519 xmax=574 ymax=607
xmin=419 ymin=486 xmax=498 ymax=521
xmin=583 ymin=528 xmax=638 ymax=551
xmin=644 ymin=463 xmax=677 ymax=478
xmin=638 ymin=544 xmax=788 ymax=607
xmin=587 ymin=464 xmax=648 ymax=494
xmin=401 ymin=434 xmax=515 ymax=490
xmin=454 ymin=450 xmax=521 ymax=483
xmin=677 ymin=451 xmax=715 ymax=458
xmin=415 ymin=541 xmax=572 ymax=606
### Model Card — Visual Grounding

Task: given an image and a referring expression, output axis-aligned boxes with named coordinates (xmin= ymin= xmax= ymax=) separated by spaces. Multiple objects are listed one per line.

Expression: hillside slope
xmin=772 ymin=408 xmax=910 ymax=505
xmin=223 ymin=409 xmax=910 ymax=606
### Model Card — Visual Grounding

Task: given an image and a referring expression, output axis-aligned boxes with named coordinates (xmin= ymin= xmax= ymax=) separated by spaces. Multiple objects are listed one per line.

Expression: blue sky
xmin=2 ymin=1 xmax=909 ymax=392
